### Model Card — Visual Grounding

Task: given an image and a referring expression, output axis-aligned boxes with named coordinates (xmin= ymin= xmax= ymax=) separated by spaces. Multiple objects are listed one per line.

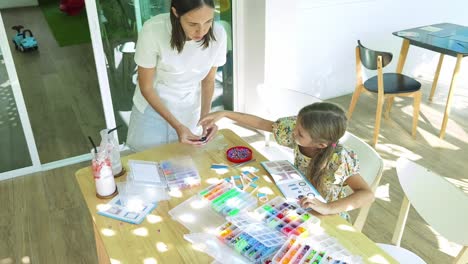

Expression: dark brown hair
xmin=170 ymin=0 xmax=216 ymax=53
xmin=298 ymin=102 xmax=347 ymax=194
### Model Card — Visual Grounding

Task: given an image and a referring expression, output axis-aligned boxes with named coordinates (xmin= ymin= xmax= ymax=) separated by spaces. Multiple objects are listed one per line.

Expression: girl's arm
xmin=138 ymin=66 xmax=203 ymax=145
xmin=199 ymin=110 xmax=275 ymax=132
xmin=299 ymin=174 xmax=374 ymax=215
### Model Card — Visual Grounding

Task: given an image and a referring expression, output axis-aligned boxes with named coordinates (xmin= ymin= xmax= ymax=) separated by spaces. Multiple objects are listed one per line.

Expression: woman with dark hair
xmin=126 ymin=0 xmax=227 ymax=151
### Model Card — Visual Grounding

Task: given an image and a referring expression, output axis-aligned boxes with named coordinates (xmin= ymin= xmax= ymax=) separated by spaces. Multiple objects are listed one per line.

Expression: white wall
xmin=237 ymin=0 xmax=468 ymax=119
xmin=235 ymin=0 xmax=265 ymax=113
xmin=237 ymin=0 xmax=320 ymax=120
xmin=294 ymin=0 xmax=468 ymax=99
xmin=0 ymin=0 xmax=38 ymax=9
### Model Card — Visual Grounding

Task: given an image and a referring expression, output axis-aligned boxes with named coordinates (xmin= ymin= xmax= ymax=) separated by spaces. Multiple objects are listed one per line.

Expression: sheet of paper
xmin=420 ymin=26 xmax=443 ymax=32
xmin=129 ymin=160 xmax=162 ymax=183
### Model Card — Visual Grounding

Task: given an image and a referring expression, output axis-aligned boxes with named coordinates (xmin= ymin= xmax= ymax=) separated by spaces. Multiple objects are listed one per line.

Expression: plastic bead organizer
xmin=253 ymin=196 xmax=320 ymax=237
xmin=214 ymin=196 xmax=323 ymax=263
xmin=271 ymin=235 xmax=359 ymax=264
xmin=216 ymin=214 xmax=286 ymax=263
xmin=128 ymin=157 xmax=201 ymax=190
xmin=159 ymin=158 xmax=201 ymax=190
xmin=198 ymin=180 xmax=257 ymax=217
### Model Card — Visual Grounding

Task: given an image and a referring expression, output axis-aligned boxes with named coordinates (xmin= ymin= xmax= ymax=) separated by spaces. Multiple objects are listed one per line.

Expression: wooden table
xmin=393 ymin=23 xmax=468 ymax=139
xmin=75 ymin=129 xmax=397 ymax=264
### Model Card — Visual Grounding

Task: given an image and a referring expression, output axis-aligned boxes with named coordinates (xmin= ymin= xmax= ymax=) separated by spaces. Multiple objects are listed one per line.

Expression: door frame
xmin=0 ymin=12 xmax=41 ymax=180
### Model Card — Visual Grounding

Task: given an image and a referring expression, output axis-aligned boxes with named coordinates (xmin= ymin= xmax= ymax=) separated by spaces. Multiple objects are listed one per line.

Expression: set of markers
xmin=272 ymin=235 xmax=361 ymax=264
xmin=216 ymin=214 xmax=287 ymax=263
xmin=198 ymin=180 xmax=257 ymax=217
xmin=253 ymin=196 xmax=321 ymax=238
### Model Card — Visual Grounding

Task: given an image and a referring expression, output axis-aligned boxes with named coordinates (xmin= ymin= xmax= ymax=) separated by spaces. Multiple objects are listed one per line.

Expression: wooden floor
xmin=1 ymin=83 xmax=467 ymax=262
xmin=328 ymin=79 xmax=468 ymax=264
xmin=1 ymin=7 xmax=105 ymax=164
xmin=0 ymin=53 xmax=32 ymax=172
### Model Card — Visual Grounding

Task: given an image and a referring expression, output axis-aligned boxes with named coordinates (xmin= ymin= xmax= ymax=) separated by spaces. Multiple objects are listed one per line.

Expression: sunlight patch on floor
xmin=418 ymin=128 xmax=460 ymax=149
xmin=375 ymin=183 xmax=391 ymax=202
xmin=444 ymin=178 xmax=468 ymax=194
xmin=377 ymin=144 xmax=422 ymax=163
xmin=427 ymin=225 xmax=463 ymax=257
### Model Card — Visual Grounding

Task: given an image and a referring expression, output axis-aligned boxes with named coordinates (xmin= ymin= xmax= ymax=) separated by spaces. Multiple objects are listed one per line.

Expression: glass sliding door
xmin=87 ymin=0 xmax=234 ymax=145
xmin=0 ymin=13 xmax=40 ymax=180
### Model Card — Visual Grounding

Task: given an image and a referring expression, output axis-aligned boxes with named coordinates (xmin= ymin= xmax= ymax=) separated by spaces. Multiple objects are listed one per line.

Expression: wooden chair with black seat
xmin=347 ymin=40 xmax=422 ymax=146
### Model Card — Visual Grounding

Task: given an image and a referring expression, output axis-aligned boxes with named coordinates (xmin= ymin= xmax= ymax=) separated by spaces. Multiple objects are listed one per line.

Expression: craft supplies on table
xmin=216 ymin=213 xmax=287 ymax=263
xmin=227 ymin=146 xmax=253 ymax=163
xmin=128 ymin=156 xmax=201 ymax=190
xmin=261 ymin=160 xmax=326 ymax=203
xmin=97 ymin=196 xmax=157 ymax=225
xmin=252 ymin=196 xmax=320 ymax=238
xmin=116 ymin=181 xmax=169 ymax=207
xmin=198 ymin=180 xmax=257 ymax=217
xmin=271 ymin=235 xmax=360 ymax=264
xmin=168 ymin=180 xmax=258 ymax=233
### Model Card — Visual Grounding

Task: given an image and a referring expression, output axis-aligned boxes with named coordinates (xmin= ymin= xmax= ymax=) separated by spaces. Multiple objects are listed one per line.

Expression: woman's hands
xmin=175 ymin=122 xmax=219 ymax=145
xmin=175 ymin=125 xmax=205 ymax=145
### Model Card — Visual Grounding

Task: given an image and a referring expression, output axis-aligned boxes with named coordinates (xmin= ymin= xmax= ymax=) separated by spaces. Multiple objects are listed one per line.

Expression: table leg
xmin=391 ymin=195 xmax=410 ymax=247
xmin=454 ymin=246 xmax=468 ymax=264
xmin=396 ymin=39 xmax=410 ymax=74
xmin=93 ymin=222 xmax=111 ymax=264
xmin=439 ymin=54 xmax=463 ymax=139
xmin=429 ymin=54 xmax=445 ymax=102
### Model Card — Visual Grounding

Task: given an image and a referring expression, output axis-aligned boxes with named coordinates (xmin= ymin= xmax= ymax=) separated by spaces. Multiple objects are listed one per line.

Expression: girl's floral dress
xmin=272 ymin=116 xmax=360 ymax=221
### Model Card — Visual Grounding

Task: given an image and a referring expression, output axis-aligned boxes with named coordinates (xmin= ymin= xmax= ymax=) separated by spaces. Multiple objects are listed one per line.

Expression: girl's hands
xmin=298 ymin=196 xmax=331 ymax=215
xmin=198 ymin=111 xmax=227 ymax=129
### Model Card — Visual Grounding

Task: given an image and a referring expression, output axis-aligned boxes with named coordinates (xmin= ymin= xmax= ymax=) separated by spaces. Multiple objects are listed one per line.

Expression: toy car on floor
xmin=12 ymin=25 xmax=38 ymax=52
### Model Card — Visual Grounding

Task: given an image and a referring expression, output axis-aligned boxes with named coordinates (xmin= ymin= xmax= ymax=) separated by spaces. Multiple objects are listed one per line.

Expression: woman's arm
xmin=138 ymin=66 xmax=203 ymax=144
xmin=200 ymin=67 xmax=217 ymax=119
xmin=199 ymin=110 xmax=275 ymax=133
xmin=299 ymin=174 xmax=375 ymax=215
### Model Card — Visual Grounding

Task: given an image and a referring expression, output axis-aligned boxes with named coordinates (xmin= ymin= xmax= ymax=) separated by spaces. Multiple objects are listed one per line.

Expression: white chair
xmin=392 ymin=157 xmax=468 ymax=264
xmin=339 ymin=132 xmax=384 ymax=231
xmin=377 ymin=243 xmax=427 ymax=264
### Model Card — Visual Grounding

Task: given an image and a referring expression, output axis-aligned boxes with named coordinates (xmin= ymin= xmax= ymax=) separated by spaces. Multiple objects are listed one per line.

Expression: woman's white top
xmin=132 ymin=13 xmax=227 ymax=118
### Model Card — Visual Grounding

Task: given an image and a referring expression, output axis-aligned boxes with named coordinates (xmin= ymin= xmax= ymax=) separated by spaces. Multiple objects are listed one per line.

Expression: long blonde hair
xmin=298 ymin=102 xmax=347 ymax=194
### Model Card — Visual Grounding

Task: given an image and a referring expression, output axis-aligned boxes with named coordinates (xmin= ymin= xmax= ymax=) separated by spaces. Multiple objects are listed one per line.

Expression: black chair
xmin=347 ymin=40 xmax=422 ymax=146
